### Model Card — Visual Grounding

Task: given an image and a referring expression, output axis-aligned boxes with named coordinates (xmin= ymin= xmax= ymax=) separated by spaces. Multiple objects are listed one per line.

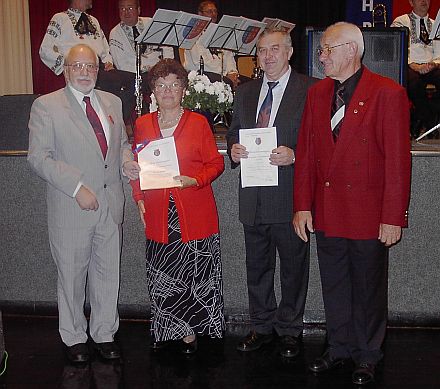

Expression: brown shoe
xmin=236 ymin=330 xmax=273 ymax=352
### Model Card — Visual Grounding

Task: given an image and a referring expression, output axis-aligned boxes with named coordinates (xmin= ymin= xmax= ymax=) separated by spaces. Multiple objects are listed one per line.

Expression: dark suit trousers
xmin=243 ymin=219 xmax=309 ymax=336
xmin=315 ymin=231 xmax=388 ymax=365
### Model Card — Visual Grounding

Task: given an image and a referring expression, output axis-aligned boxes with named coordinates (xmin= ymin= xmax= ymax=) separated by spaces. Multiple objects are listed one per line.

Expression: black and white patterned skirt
xmin=145 ymin=195 xmax=225 ymax=342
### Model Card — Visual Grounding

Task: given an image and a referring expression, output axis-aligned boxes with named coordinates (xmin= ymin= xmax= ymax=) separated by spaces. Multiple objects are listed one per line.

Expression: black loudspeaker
xmin=306 ymin=27 xmax=408 ymax=86
xmin=0 ymin=94 xmax=40 ymax=153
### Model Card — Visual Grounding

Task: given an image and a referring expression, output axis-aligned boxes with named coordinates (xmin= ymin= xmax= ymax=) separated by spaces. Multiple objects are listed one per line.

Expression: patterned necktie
xmin=331 ymin=84 xmax=345 ymax=140
xmin=256 ymin=81 xmax=279 ymax=128
xmin=132 ymin=25 xmax=140 ymax=41
xmin=420 ymin=18 xmax=431 ymax=45
xmin=83 ymin=96 xmax=108 ymax=158
xmin=74 ymin=13 xmax=96 ymax=35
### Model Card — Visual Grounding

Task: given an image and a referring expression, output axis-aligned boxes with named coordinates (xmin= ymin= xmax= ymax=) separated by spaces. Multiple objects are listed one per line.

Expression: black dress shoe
xmin=150 ymin=340 xmax=171 ymax=352
xmin=180 ymin=338 xmax=197 ymax=355
xmin=278 ymin=335 xmax=300 ymax=358
xmin=309 ymin=350 xmax=346 ymax=373
xmin=236 ymin=331 xmax=273 ymax=352
xmin=352 ymin=362 xmax=375 ymax=385
xmin=93 ymin=341 xmax=121 ymax=360
xmin=66 ymin=343 xmax=89 ymax=363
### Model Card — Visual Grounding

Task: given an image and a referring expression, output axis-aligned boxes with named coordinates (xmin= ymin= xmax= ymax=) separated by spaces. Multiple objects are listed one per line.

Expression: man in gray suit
xmin=28 ymin=44 xmax=140 ymax=363
xmin=227 ymin=27 xmax=316 ymax=358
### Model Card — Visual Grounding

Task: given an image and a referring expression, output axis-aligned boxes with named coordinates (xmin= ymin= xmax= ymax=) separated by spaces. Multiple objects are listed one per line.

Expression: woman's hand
xmin=137 ymin=200 xmax=146 ymax=228
xmin=174 ymin=175 xmax=198 ymax=189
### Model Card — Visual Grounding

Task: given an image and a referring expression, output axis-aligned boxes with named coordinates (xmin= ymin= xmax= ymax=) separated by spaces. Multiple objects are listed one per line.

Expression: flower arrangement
xmin=148 ymin=71 xmax=234 ymax=117
xmin=182 ymin=71 xmax=234 ymax=115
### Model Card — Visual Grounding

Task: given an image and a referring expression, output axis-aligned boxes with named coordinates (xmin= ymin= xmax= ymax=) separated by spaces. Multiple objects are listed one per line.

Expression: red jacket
xmin=294 ymin=68 xmax=411 ymax=239
xmin=130 ymin=110 xmax=224 ymax=243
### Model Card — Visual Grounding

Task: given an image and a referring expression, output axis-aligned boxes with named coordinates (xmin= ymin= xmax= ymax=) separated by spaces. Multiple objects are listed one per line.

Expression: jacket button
xmin=104 ymin=164 xmax=108 ymax=169
xmin=347 ymin=184 xmax=352 ymax=189
xmin=104 ymin=184 xmax=107 ymax=188
xmin=324 ymin=181 xmax=330 ymax=187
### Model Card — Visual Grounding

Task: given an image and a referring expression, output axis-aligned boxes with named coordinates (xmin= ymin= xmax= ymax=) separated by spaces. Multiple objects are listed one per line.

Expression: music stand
xmin=416 ymin=9 xmax=440 ymax=140
xmin=136 ymin=9 xmax=211 ymax=51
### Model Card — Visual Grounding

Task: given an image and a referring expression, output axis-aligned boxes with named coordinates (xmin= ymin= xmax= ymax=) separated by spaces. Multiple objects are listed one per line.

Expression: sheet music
xmin=262 ymin=17 xmax=295 ymax=34
xmin=199 ymin=15 xmax=266 ymax=55
xmin=136 ymin=8 xmax=210 ymax=50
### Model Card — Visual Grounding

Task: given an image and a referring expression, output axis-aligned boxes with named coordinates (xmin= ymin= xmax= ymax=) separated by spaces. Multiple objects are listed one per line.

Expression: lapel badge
xmin=359 ymin=101 xmax=364 ymax=106
xmin=154 ymin=149 xmax=160 ymax=156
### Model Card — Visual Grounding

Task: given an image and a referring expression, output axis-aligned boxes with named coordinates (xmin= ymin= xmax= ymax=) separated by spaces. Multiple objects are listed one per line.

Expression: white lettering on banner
xmin=362 ymin=0 xmax=374 ymax=11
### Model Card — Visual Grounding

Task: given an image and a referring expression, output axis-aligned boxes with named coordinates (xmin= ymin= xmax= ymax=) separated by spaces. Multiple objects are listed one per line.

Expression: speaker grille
xmin=307 ymin=27 xmax=408 ymax=86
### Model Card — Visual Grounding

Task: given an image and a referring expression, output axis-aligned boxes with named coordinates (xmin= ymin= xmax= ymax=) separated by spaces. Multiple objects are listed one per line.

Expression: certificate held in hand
xmin=137 ymin=137 xmax=182 ymax=190
xmin=239 ymin=126 xmax=278 ymax=188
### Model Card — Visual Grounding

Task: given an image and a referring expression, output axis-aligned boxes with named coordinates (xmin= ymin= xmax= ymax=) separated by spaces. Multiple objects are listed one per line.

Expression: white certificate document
xmin=138 ymin=137 xmax=182 ymax=190
xmin=239 ymin=127 xmax=278 ymax=188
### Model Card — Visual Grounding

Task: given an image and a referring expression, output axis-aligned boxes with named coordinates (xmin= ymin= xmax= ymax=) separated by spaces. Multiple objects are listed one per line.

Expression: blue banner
xmin=346 ymin=0 xmax=393 ymax=27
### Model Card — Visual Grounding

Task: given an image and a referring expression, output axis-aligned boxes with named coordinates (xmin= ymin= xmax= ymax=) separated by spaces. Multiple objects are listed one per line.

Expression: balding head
xmin=64 ymin=44 xmax=99 ymax=94
xmin=319 ymin=22 xmax=364 ymax=82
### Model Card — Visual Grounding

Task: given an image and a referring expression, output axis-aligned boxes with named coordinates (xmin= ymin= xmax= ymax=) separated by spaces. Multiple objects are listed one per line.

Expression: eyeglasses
xmin=316 ymin=42 xmax=352 ymax=56
xmin=119 ymin=6 xmax=136 ymax=12
xmin=154 ymin=82 xmax=183 ymax=92
xmin=65 ymin=62 xmax=99 ymax=73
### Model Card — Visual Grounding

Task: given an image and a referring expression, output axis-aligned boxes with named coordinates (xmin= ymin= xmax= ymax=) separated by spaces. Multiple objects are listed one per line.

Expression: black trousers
xmin=243 ymin=220 xmax=309 ymax=336
xmin=315 ymin=231 xmax=388 ymax=365
xmin=407 ymin=67 xmax=440 ymax=131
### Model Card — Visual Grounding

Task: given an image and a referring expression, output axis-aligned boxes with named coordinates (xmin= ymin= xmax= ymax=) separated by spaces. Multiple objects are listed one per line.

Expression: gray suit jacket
xmin=227 ymin=69 xmax=316 ymax=226
xmin=28 ymin=87 xmax=133 ymax=229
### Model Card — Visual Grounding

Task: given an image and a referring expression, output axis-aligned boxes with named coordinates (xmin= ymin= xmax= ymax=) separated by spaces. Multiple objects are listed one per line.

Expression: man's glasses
xmin=65 ymin=63 xmax=99 ymax=73
xmin=154 ymin=82 xmax=183 ymax=92
xmin=316 ymin=42 xmax=352 ymax=56
xmin=119 ymin=6 xmax=136 ymax=12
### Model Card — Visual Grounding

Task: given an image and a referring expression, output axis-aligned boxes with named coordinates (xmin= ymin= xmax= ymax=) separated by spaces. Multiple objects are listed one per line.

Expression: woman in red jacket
xmin=130 ymin=59 xmax=225 ymax=354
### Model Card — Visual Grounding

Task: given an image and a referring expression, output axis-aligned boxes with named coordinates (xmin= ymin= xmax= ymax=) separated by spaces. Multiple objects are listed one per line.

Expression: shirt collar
xmin=262 ymin=66 xmax=291 ymax=89
xmin=68 ymin=84 xmax=96 ymax=106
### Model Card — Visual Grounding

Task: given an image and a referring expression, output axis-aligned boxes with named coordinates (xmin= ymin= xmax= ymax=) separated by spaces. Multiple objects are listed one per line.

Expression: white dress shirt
xmin=256 ymin=67 xmax=291 ymax=127
xmin=392 ymin=11 xmax=440 ymax=64
xmin=39 ymin=9 xmax=113 ymax=75
xmin=109 ymin=17 xmax=174 ymax=73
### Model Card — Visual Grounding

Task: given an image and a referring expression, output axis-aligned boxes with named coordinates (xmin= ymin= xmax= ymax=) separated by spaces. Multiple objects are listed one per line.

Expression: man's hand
xmin=75 ymin=185 xmax=99 ymax=211
xmin=123 ymin=160 xmax=141 ymax=180
xmin=137 ymin=200 xmax=146 ymax=228
xmin=104 ymin=62 xmax=114 ymax=71
xmin=226 ymin=71 xmax=240 ymax=89
xmin=409 ymin=62 xmax=436 ymax=75
xmin=293 ymin=211 xmax=314 ymax=242
xmin=174 ymin=175 xmax=198 ymax=189
xmin=231 ymin=143 xmax=248 ymax=164
xmin=270 ymin=146 xmax=295 ymax=166
xmin=379 ymin=223 xmax=402 ymax=247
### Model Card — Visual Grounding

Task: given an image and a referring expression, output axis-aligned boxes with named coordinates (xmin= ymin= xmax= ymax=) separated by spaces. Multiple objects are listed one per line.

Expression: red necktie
xmin=256 ymin=81 xmax=279 ymax=128
xmin=83 ymin=96 xmax=108 ymax=158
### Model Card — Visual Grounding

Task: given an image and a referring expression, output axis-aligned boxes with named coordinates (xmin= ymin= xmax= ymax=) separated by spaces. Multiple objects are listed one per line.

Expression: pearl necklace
xmin=158 ymin=107 xmax=184 ymax=126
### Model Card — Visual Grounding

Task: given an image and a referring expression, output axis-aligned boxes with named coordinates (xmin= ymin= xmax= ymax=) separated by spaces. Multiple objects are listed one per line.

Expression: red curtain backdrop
xmin=29 ymin=0 xmax=157 ymax=95
xmin=392 ymin=0 xmax=440 ymax=19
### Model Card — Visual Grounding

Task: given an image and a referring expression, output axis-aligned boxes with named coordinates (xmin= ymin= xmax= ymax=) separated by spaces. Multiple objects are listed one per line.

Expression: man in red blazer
xmin=293 ymin=22 xmax=411 ymax=385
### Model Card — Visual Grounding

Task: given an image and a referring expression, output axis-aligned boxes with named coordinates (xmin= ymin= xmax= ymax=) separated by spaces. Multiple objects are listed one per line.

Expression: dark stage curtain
xmin=29 ymin=0 xmax=157 ymax=95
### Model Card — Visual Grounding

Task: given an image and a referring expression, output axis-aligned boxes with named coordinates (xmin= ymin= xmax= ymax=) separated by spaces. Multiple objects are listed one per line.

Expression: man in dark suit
xmin=293 ymin=22 xmax=411 ymax=385
xmin=28 ymin=44 xmax=140 ymax=363
xmin=226 ymin=27 xmax=316 ymax=358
